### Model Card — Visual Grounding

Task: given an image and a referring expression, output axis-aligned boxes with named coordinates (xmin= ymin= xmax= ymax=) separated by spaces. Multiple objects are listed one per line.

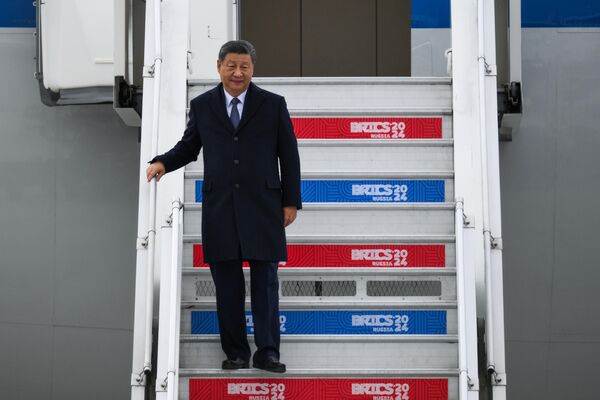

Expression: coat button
xmin=235 ymin=183 xmax=240 ymax=189
xmin=233 ymin=159 xmax=240 ymax=165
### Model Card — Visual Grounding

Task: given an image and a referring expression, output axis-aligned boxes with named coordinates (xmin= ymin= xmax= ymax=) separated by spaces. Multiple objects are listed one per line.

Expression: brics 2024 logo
xmin=227 ymin=383 xmax=285 ymax=399
xmin=351 ymin=248 xmax=409 ymax=267
xmin=351 ymin=184 xmax=409 ymax=202
xmin=350 ymin=121 xmax=407 ymax=138
xmin=351 ymin=314 xmax=410 ymax=333
xmin=352 ymin=383 xmax=411 ymax=400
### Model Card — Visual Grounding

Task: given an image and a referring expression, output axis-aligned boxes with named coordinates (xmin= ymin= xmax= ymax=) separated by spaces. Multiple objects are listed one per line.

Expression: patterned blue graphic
xmin=196 ymin=180 xmax=445 ymax=203
xmin=191 ymin=310 xmax=447 ymax=335
xmin=301 ymin=180 xmax=445 ymax=203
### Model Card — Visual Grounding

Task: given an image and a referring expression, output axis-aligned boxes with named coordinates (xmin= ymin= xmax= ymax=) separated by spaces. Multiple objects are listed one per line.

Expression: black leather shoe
xmin=222 ymin=358 xmax=249 ymax=370
xmin=253 ymin=357 xmax=286 ymax=373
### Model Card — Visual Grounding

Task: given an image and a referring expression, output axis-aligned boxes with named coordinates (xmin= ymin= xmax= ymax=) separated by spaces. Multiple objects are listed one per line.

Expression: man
xmin=146 ymin=40 xmax=301 ymax=373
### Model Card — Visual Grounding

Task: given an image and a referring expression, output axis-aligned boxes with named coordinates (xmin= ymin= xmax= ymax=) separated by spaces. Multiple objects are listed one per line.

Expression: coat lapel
xmin=237 ymin=82 xmax=265 ymax=133
xmin=208 ymin=83 xmax=235 ymax=134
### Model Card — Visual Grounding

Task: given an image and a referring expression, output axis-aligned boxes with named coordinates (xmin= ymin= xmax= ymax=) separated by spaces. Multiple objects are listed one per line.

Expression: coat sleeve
xmin=277 ymin=97 xmax=302 ymax=210
xmin=148 ymin=103 xmax=202 ymax=173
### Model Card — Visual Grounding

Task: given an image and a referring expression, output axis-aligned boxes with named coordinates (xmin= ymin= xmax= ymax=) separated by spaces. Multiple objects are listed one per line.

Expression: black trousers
xmin=209 ymin=260 xmax=280 ymax=363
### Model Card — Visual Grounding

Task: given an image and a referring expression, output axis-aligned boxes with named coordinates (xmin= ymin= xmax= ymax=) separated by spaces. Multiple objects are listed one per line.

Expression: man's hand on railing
xmin=146 ymin=161 xmax=166 ymax=182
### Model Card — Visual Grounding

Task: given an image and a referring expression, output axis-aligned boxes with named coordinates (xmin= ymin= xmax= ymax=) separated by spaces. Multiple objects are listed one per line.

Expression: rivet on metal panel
xmin=491 ymin=236 xmax=503 ymax=250
xmin=137 ymin=236 xmax=149 ymax=249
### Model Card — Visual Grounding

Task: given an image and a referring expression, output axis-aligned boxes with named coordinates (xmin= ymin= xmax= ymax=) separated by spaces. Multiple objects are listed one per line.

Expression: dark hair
xmin=218 ymin=40 xmax=257 ymax=64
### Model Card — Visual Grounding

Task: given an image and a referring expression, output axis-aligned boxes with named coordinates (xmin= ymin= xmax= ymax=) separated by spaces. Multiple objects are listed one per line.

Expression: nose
xmin=233 ymin=68 xmax=243 ymax=77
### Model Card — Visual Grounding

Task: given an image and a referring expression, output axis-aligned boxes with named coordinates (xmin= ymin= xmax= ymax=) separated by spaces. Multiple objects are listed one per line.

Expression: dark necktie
xmin=230 ymin=97 xmax=240 ymax=129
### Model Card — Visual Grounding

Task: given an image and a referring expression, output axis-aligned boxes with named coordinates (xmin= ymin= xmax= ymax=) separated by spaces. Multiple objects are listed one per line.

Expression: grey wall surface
xmin=0 ymin=31 xmax=139 ymax=400
xmin=1 ymin=25 xmax=599 ymax=400
xmin=500 ymin=28 xmax=600 ymax=400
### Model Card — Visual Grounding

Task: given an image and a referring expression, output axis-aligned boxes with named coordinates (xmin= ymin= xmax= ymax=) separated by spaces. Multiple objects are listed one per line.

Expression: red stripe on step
xmin=193 ymin=244 xmax=445 ymax=268
xmin=291 ymin=117 xmax=443 ymax=139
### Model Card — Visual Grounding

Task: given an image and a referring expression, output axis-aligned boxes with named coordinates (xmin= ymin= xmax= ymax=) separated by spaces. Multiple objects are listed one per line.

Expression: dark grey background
xmin=1 ymin=25 xmax=599 ymax=399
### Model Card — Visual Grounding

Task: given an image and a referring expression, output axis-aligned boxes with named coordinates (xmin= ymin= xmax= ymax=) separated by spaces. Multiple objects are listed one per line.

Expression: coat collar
xmin=208 ymin=82 xmax=265 ymax=134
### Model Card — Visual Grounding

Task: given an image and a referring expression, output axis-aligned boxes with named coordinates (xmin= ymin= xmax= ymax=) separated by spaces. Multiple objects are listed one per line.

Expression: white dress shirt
xmin=223 ymin=87 xmax=247 ymax=119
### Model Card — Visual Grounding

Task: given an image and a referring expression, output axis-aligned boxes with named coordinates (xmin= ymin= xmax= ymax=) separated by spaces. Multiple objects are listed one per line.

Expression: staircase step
xmin=188 ymin=77 xmax=452 ymax=110
xmin=185 ymin=177 xmax=454 ymax=204
xmin=181 ymin=306 xmax=457 ymax=335
xmin=179 ymin=339 xmax=458 ymax=370
xmin=187 ymin=140 xmax=454 ymax=173
xmin=290 ymin=116 xmax=451 ymax=139
xmin=183 ymin=203 xmax=455 ymax=237
xmin=182 ymin=273 xmax=456 ymax=302
xmin=183 ymin=234 xmax=455 ymax=244
xmin=179 ymin=372 xmax=458 ymax=400
xmin=184 ymin=242 xmax=455 ymax=269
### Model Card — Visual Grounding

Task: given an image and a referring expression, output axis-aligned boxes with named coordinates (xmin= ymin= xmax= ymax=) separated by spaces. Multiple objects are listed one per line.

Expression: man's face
xmin=217 ymin=53 xmax=254 ymax=97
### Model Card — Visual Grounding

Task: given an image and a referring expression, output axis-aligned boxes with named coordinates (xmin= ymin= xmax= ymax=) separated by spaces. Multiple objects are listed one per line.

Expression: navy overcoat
xmin=150 ymin=82 xmax=302 ymax=262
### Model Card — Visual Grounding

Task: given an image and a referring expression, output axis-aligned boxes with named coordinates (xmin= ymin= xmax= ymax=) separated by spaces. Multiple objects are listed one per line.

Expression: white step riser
xmin=187 ymin=144 xmax=454 ymax=175
xmin=180 ymin=275 xmax=457 ymax=302
xmin=179 ymin=341 xmax=458 ymax=370
xmin=188 ymin=78 xmax=452 ymax=111
xmin=183 ymin=206 xmax=455 ymax=236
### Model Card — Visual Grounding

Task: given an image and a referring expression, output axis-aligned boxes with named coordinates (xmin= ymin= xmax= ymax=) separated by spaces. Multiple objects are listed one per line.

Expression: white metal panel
xmin=41 ymin=0 xmax=114 ymax=90
xmin=187 ymin=0 xmax=236 ymax=80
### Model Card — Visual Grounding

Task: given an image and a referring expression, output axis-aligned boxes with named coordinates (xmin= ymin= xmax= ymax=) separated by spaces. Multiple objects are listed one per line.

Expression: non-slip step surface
xmin=183 ymin=203 xmax=455 ymax=237
xmin=187 ymin=143 xmax=454 ymax=174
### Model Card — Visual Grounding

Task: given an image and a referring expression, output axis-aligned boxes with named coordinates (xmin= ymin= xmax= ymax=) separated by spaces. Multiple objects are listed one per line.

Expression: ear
xmin=216 ymin=59 xmax=221 ymax=71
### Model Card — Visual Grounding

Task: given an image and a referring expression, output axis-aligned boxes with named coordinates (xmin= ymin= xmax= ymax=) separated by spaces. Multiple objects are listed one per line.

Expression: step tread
xmin=183 ymin=234 xmax=456 ymax=244
xmin=179 ymin=368 xmax=459 ymax=378
xmin=184 ymin=202 xmax=456 ymax=211
xmin=185 ymin=171 xmax=455 ymax=179
xmin=188 ymin=77 xmax=452 ymax=86
xmin=182 ymin=267 xmax=457 ymax=276
xmin=181 ymin=300 xmax=457 ymax=309
xmin=179 ymin=334 xmax=459 ymax=343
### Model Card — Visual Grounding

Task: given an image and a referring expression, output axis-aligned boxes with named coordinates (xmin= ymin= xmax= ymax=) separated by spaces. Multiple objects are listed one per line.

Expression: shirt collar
xmin=223 ymin=87 xmax=248 ymax=107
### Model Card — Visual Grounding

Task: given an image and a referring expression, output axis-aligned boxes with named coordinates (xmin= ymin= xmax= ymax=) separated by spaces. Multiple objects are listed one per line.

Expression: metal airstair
xmin=130 ymin=1 xmax=508 ymax=400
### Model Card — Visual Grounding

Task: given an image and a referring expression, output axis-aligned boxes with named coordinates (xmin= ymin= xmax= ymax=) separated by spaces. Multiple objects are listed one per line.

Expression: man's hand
xmin=283 ymin=206 xmax=297 ymax=227
xmin=146 ymin=161 xmax=166 ymax=182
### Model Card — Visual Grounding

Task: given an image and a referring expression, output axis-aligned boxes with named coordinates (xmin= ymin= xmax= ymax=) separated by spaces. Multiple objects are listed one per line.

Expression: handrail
xmin=455 ymin=198 xmax=469 ymax=400
xmin=166 ymin=199 xmax=183 ymax=400
xmin=477 ymin=0 xmax=496 ymax=375
xmin=143 ymin=0 xmax=163 ymax=375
